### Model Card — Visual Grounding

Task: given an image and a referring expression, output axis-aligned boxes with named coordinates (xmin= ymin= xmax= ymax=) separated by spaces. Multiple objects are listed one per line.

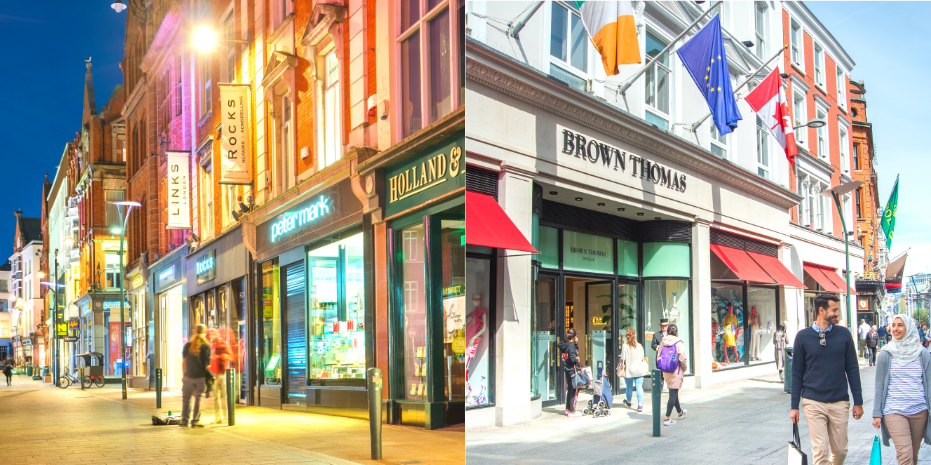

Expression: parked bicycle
xmin=57 ymin=368 xmax=103 ymax=389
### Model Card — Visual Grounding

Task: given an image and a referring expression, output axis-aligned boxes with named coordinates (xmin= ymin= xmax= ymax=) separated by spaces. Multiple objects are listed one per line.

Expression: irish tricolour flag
xmin=577 ymin=1 xmax=641 ymax=75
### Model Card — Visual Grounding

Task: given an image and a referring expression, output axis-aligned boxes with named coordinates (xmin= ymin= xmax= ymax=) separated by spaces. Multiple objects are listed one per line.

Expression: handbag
xmin=571 ymin=366 xmax=590 ymax=389
xmin=869 ymin=435 xmax=881 ymax=465
xmin=616 ymin=346 xmax=627 ymax=378
xmin=787 ymin=422 xmax=808 ymax=465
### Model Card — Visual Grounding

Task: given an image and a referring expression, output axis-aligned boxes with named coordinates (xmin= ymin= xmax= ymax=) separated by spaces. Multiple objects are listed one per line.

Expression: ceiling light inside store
xmin=575 ymin=197 xmax=583 ymax=201
xmin=549 ymin=191 xmax=557 ymax=195
xmin=637 ymin=213 xmax=644 ymax=216
xmin=618 ymin=208 xmax=625 ymax=212
xmin=598 ymin=203 xmax=605 ymax=207
xmin=655 ymin=217 xmax=661 ymax=220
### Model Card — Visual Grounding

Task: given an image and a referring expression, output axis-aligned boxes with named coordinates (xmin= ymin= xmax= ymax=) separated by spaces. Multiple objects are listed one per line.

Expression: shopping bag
xmin=869 ymin=435 xmax=881 ymax=465
xmin=787 ymin=423 xmax=808 ymax=465
xmin=571 ymin=367 xmax=591 ymax=389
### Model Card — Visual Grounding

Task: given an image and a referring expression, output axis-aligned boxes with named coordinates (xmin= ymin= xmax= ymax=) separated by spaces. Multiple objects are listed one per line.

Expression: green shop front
xmin=377 ymin=132 xmax=466 ymax=429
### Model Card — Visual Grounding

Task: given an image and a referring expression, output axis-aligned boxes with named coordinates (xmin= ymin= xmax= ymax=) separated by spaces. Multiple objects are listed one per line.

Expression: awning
xmin=465 ymin=191 xmax=538 ymax=253
xmin=710 ymin=244 xmax=775 ymax=284
xmin=822 ymin=268 xmax=858 ymax=295
xmin=803 ymin=265 xmax=842 ymax=293
xmin=747 ymin=252 xmax=805 ymax=288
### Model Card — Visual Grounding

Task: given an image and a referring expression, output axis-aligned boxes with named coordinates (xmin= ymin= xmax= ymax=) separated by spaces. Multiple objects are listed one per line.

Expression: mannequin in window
xmin=749 ymin=306 xmax=761 ymax=361
xmin=466 ymin=293 xmax=488 ymax=405
xmin=722 ymin=304 xmax=740 ymax=364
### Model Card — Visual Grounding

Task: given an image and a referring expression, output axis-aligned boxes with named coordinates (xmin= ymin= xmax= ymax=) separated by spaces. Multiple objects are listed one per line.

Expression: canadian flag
xmin=745 ymin=67 xmax=799 ymax=166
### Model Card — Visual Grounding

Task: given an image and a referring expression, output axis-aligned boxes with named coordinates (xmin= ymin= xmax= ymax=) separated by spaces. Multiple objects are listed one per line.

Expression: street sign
xmin=63 ymin=337 xmax=78 ymax=343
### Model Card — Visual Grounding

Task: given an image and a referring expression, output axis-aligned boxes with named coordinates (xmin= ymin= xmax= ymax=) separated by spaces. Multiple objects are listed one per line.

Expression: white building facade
xmin=464 ymin=0 xmax=861 ymax=430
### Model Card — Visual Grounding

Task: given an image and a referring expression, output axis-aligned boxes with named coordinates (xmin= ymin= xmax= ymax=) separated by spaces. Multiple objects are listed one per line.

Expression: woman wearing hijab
xmin=873 ymin=314 xmax=931 ymax=465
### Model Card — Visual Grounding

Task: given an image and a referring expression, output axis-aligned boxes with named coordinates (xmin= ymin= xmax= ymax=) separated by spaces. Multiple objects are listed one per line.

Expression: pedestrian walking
xmin=557 ymin=328 xmax=583 ymax=417
xmin=859 ymin=319 xmax=871 ymax=358
xmin=878 ymin=325 xmax=888 ymax=349
xmin=773 ymin=323 xmax=789 ymax=382
xmin=3 ymin=363 xmax=11 ymax=386
xmin=658 ymin=324 xmax=687 ymax=426
xmin=618 ymin=328 xmax=647 ymax=412
xmin=181 ymin=324 xmax=212 ymax=428
xmin=651 ymin=318 xmax=669 ymax=390
xmin=790 ymin=293 xmax=864 ymax=465
xmin=209 ymin=329 xmax=233 ymax=424
xmin=887 ymin=325 xmax=894 ymax=344
xmin=866 ymin=326 xmax=880 ymax=367
xmin=922 ymin=323 xmax=929 ymax=349
xmin=872 ymin=314 xmax=931 ymax=465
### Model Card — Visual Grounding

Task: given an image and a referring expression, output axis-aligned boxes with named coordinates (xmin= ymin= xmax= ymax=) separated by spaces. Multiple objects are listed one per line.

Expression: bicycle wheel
xmin=57 ymin=376 xmax=70 ymax=389
xmin=94 ymin=377 xmax=105 ymax=388
xmin=83 ymin=376 xmax=93 ymax=389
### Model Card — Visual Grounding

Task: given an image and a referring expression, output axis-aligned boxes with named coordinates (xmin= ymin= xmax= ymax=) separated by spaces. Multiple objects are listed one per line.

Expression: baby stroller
xmin=583 ymin=361 xmax=613 ymax=418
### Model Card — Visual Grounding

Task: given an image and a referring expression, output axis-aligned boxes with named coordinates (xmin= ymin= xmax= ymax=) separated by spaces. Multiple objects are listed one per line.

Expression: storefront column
xmin=494 ymin=168 xmax=534 ymax=427
xmin=781 ymin=243 xmax=803 ymax=344
xmin=691 ymin=219 xmax=712 ymax=388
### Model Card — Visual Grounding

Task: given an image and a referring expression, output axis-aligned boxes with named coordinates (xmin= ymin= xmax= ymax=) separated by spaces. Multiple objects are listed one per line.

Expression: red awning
xmin=747 ymin=252 xmax=805 ymax=288
xmin=710 ymin=244 xmax=776 ymax=284
xmin=465 ymin=191 xmax=538 ymax=253
xmin=803 ymin=265 xmax=842 ymax=293
xmin=821 ymin=268 xmax=858 ymax=295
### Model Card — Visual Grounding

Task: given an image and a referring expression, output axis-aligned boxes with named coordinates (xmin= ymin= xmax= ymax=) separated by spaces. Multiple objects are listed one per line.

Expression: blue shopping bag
xmin=870 ymin=435 xmax=881 ymax=465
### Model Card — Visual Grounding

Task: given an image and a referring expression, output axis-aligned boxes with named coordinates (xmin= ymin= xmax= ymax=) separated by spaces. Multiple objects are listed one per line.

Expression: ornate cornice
xmin=466 ymin=43 xmax=803 ymax=210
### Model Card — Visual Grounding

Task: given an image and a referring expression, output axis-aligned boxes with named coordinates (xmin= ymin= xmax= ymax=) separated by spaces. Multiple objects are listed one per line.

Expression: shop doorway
xmin=159 ymin=286 xmax=184 ymax=390
xmin=282 ymin=261 xmax=307 ymax=408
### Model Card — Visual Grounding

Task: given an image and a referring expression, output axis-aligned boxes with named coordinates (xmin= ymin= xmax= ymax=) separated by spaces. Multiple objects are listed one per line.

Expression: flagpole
xmin=618 ymin=0 xmax=723 ymax=96
xmin=689 ymin=44 xmax=789 ymax=132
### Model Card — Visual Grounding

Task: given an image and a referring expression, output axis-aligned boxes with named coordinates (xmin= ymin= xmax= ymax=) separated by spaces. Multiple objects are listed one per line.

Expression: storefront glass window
xmin=539 ymin=226 xmax=559 ymax=269
xmin=618 ymin=239 xmax=638 ymax=277
xmin=307 ymin=233 xmax=366 ymax=383
xmin=532 ymin=276 xmax=557 ymax=403
xmin=191 ymin=296 xmax=204 ymax=337
xmin=642 ymin=242 xmax=690 ymax=278
xmin=645 ymin=279 xmax=690 ymax=374
xmin=748 ymin=286 xmax=777 ymax=364
xmin=260 ymin=260 xmax=282 ymax=385
xmin=132 ymin=289 xmax=147 ymax=377
xmin=401 ymin=223 xmax=427 ymax=400
xmin=563 ymin=231 xmax=614 ymax=274
xmin=465 ymin=252 xmax=491 ymax=407
xmin=712 ymin=283 xmax=744 ymax=368
xmin=441 ymin=220 xmax=466 ymax=402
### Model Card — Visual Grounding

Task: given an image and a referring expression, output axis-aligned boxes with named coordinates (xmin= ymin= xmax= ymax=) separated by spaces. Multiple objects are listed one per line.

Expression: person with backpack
xmin=557 ymin=328 xmax=583 ymax=417
xmin=658 ymin=324 xmax=688 ymax=426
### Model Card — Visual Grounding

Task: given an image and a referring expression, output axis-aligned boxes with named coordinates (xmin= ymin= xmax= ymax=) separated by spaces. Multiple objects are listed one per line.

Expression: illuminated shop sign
xmin=384 ymin=135 xmax=465 ymax=217
xmin=102 ymin=301 xmax=131 ymax=311
xmin=196 ymin=250 xmax=216 ymax=285
xmin=130 ymin=276 xmax=144 ymax=291
xmin=269 ymin=195 xmax=331 ymax=243
xmin=558 ymin=126 xmax=688 ymax=193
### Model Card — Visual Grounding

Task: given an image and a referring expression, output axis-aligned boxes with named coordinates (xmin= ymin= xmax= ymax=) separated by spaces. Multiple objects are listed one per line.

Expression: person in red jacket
xmin=209 ymin=329 xmax=233 ymax=424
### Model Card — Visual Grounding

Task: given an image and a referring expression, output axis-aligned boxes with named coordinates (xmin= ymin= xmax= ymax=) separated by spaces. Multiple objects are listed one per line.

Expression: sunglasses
xmin=819 ymin=331 xmax=826 ymax=347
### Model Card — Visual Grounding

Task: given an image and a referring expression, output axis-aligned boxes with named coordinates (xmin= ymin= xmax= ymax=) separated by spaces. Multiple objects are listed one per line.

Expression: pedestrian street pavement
xmin=0 ymin=375 xmax=463 ymax=465
xmin=466 ymin=359 xmax=931 ymax=464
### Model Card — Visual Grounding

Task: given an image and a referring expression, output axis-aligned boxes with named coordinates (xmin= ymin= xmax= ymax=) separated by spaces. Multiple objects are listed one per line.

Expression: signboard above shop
xmin=196 ymin=250 xmax=216 ymax=285
xmin=385 ymin=135 xmax=465 ymax=217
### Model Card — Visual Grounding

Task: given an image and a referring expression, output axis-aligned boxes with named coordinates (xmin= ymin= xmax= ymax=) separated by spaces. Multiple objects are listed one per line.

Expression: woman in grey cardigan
xmin=873 ymin=314 xmax=931 ymax=465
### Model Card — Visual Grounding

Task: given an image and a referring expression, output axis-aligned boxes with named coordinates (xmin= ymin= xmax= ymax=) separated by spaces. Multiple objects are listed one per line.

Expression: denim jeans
xmin=624 ymin=377 xmax=643 ymax=405
xmin=181 ymin=377 xmax=206 ymax=425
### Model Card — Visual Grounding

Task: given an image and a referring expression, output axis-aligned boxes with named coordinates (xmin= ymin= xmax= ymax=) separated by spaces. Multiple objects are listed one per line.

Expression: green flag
xmin=881 ymin=176 xmax=899 ymax=250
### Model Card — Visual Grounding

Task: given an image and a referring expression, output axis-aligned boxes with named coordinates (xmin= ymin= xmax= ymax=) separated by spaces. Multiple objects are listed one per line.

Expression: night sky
xmin=0 ymin=5 xmax=126 ymax=259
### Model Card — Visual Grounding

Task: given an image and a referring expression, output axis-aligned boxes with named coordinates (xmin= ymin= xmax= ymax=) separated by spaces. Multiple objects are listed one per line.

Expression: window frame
xmin=754 ymin=1 xmax=767 ymax=60
xmin=548 ymin=2 xmax=589 ymax=76
xmin=709 ymin=122 xmax=727 ymax=159
xmin=816 ymin=108 xmax=828 ymax=159
xmin=278 ymin=93 xmax=294 ymax=191
xmin=855 ymin=188 xmax=862 ymax=219
xmin=813 ymin=43 xmax=825 ymax=88
xmin=317 ymin=48 xmax=342 ymax=171
xmin=644 ymin=26 xmax=672 ymax=130
xmin=853 ymin=144 xmax=859 ymax=170
xmin=838 ymin=124 xmax=850 ymax=173
xmin=836 ymin=69 xmax=847 ymax=110
xmin=790 ymin=19 xmax=805 ymax=70
xmin=198 ymin=53 xmax=212 ymax=120
xmin=224 ymin=11 xmax=237 ymax=84
xmin=756 ymin=115 xmax=770 ymax=180
xmin=395 ymin=0 xmax=462 ymax=141
xmin=792 ymin=90 xmax=807 ymax=147
xmin=200 ymin=159 xmax=214 ymax=239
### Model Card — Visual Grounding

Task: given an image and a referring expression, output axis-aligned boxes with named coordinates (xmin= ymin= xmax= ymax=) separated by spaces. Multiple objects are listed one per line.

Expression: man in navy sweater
xmin=789 ymin=293 xmax=863 ymax=465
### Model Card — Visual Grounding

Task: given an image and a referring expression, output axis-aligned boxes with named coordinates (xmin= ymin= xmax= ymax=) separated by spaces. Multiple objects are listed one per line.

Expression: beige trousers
xmin=885 ymin=410 xmax=928 ymax=465
xmin=802 ymin=398 xmax=850 ymax=465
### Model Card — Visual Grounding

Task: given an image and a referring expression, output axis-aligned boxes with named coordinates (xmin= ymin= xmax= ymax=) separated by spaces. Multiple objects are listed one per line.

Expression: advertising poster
xmin=218 ymin=84 xmax=252 ymax=185
xmin=165 ymin=151 xmax=191 ymax=229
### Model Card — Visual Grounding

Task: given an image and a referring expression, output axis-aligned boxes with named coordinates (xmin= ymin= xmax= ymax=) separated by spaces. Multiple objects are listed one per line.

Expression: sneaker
xmin=191 ymin=422 xmax=204 ymax=428
xmin=664 ymin=419 xmax=676 ymax=426
xmin=566 ymin=409 xmax=571 ymax=415
xmin=623 ymin=400 xmax=632 ymax=408
xmin=568 ymin=411 xmax=583 ymax=417
xmin=179 ymin=423 xmax=188 ymax=428
xmin=678 ymin=409 xmax=687 ymax=419
xmin=637 ymin=404 xmax=643 ymax=412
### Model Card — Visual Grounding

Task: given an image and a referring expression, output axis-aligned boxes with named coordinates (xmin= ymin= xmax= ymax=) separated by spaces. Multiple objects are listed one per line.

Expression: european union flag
xmin=676 ymin=15 xmax=742 ymax=135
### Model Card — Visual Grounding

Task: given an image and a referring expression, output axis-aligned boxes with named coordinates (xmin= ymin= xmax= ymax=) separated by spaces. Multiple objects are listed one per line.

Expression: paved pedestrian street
xmin=467 ymin=361 xmax=931 ymax=464
xmin=0 ymin=376 xmax=463 ymax=465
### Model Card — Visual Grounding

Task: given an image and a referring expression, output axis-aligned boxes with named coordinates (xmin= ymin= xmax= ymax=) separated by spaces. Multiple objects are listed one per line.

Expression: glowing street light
xmin=193 ymin=27 xmax=219 ymax=52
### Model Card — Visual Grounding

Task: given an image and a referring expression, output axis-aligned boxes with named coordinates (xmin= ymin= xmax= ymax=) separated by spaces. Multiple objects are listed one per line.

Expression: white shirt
xmin=884 ymin=358 xmax=928 ymax=416
xmin=860 ymin=324 xmax=871 ymax=340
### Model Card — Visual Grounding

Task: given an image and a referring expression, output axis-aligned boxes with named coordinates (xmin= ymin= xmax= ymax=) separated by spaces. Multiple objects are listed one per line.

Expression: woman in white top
xmin=873 ymin=314 xmax=931 ymax=465
xmin=618 ymin=328 xmax=648 ymax=412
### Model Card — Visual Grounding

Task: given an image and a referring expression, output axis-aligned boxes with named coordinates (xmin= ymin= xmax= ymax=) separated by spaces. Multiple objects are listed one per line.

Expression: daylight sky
xmin=805 ymin=1 xmax=930 ymax=278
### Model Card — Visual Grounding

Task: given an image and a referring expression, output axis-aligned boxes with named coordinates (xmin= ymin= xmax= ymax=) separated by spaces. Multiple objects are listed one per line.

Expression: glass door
xmin=532 ymin=273 xmax=559 ymax=405
xmin=616 ymin=280 xmax=638 ymax=392
xmin=583 ymin=282 xmax=613 ymax=384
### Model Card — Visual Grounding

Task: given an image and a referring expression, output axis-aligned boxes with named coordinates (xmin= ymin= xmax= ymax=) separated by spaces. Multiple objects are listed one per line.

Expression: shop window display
xmin=441 ymin=220 xmax=466 ymax=402
xmin=748 ymin=287 xmax=777 ymax=364
xmin=645 ymin=279 xmax=690 ymax=374
xmin=465 ymin=251 xmax=491 ymax=407
xmin=401 ymin=223 xmax=427 ymax=399
xmin=711 ymin=284 xmax=744 ymax=368
xmin=307 ymin=233 xmax=366 ymax=383
xmin=260 ymin=260 xmax=282 ymax=385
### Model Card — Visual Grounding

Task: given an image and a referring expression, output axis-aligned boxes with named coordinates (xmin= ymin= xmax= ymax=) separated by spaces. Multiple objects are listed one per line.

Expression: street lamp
xmin=821 ymin=180 xmax=865 ymax=331
xmin=793 ymin=118 xmax=827 ymax=130
xmin=192 ymin=25 xmax=249 ymax=53
xmin=111 ymin=0 xmax=145 ymax=20
xmin=108 ymin=200 xmax=141 ymax=400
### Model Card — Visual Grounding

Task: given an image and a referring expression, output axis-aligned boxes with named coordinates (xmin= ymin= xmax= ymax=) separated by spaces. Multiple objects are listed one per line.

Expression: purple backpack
xmin=657 ymin=342 xmax=680 ymax=374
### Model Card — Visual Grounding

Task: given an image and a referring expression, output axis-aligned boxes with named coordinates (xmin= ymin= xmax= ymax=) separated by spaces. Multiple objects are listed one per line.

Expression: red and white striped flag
xmin=745 ymin=67 xmax=798 ymax=166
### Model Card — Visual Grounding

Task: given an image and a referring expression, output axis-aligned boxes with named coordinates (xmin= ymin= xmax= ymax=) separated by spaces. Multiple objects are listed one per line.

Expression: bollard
xmin=652 ymin=369 xmax=662 ymax=437
xmin=156 ymin=368 xmax=162 ymax=409
xmin=122 ymin=377 xmax=128 ymax=400
xmin=80 ymin=367 xmax=85 ymax=391
xmin=367 ymin=367 xmax=383 ymax=460
xmin=226 ymin=368 xmax=235 ymax=426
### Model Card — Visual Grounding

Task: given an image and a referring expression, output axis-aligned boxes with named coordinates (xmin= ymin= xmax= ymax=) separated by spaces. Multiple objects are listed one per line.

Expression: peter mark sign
xmin=558 ymin=127 xmax=688 ymax=193
xmin=218 ymin=84 xmax=252 ymax=185
xmin=166 ymin=151 xmax=191 ymax=229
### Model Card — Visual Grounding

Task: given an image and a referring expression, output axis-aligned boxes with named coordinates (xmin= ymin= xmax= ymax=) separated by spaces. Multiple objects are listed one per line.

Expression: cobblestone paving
xmin=0 ymin=376 xmax=463 ymax=465
xmin=467 ymin=361 xmax=931 ymax=464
